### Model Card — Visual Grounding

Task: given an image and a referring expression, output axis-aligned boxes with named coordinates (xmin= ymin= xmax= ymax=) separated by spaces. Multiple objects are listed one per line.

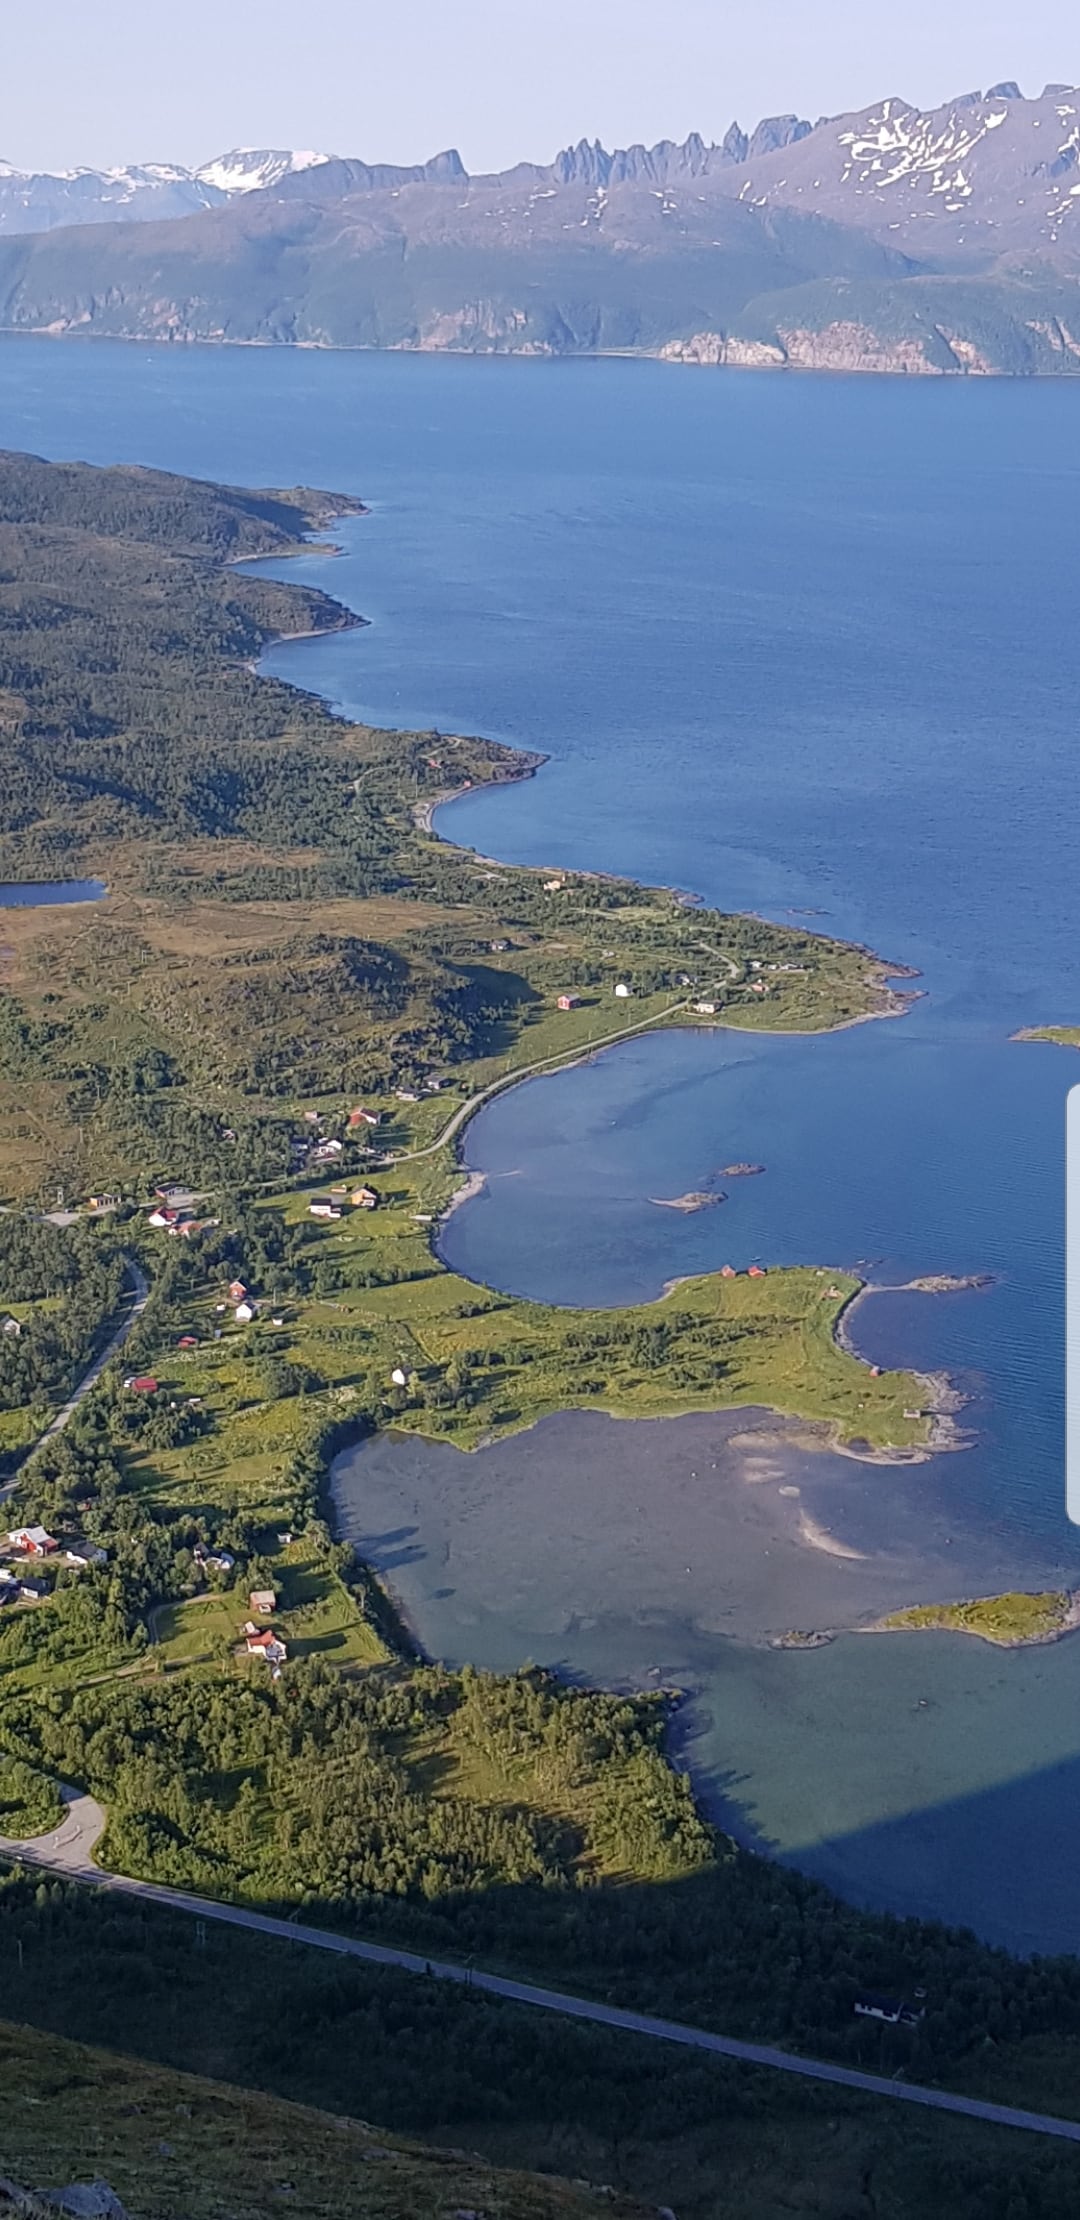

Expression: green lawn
xmin=152 ymin=1591 xmax=244 ymax=1666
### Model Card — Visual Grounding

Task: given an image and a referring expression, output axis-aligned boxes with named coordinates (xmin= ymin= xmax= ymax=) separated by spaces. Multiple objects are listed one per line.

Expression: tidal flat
xmin=332 ymin=1409 xmax=1080 ymax=1949
xmin=331 ymin=1407 xmax=1068 ymax=1665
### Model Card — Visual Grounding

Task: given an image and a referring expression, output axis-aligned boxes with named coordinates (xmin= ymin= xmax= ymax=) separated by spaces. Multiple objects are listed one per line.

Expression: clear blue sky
xmin=5 ymin=0 xmax=1077 ymax=173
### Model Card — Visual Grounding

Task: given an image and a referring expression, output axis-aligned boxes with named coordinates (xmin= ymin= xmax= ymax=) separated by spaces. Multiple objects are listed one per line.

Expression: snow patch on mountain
xmin=194 ymin=148 xmax=332 ymax=195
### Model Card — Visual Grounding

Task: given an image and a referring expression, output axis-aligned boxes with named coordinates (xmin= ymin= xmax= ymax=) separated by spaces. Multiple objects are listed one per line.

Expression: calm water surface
xmin=0 ymin=879 xmax=105 ymax=906
xmin=4 ymin=337 xmax=1079 ymax=1944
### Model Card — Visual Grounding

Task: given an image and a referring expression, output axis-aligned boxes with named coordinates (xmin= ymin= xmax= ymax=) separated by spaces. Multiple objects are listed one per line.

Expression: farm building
xmin=7 ymin=1527 xmax=58 ymax=1557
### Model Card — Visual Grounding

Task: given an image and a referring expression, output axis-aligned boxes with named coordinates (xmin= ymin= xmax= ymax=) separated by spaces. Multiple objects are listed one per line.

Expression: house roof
xmin=9 ymin=1525 xmax=56 ymax=1549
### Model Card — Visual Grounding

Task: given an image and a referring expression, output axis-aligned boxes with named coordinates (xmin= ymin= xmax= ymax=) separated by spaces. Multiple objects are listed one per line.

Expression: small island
xmin=871 ymin=1590 xmax=1080 ymax=1648
xmin=1013 ymin=1025 xmax=1080 ymax=1050
xmin=650 ymin=1190 xmax=726 ymax=1212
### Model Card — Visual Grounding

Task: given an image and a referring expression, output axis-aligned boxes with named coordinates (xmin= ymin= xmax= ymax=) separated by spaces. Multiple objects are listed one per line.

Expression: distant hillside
xmin=0 ymin=83 xmax=1078 ymax=372
xmin=0 ymin=2017 xmax=651 ymax=2220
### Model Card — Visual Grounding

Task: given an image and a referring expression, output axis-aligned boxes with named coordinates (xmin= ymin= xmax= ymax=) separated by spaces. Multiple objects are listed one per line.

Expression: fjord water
xmin=4 ymin=337 xmax=1080 ymax=1946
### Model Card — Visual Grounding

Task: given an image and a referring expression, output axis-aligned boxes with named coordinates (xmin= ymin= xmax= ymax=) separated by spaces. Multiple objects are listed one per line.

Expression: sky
xmin=4 ymin=0 xmax=1077 ymax=173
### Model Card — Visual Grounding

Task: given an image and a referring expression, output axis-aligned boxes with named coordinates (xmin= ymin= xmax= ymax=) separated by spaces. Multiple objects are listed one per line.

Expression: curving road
xmin=2 ymin=1790 xmax=1080 ymax=2148
xmin=394 ymin=999 xmax=691 ymax=1164
xmin=1 ymin=1259 xmax=150 ymax=1501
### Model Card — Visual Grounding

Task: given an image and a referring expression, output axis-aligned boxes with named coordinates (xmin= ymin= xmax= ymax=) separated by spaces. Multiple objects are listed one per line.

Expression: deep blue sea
xmin=5 ymin=337 xmax=1080 ymax=1946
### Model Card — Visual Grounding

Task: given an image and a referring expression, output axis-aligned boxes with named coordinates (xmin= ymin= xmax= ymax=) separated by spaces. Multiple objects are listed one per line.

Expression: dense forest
xmin=0 ymin=1214 xmax=125 ymax=1422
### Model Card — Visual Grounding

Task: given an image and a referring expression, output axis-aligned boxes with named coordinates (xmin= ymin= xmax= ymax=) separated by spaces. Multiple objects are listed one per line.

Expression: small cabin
xmin=556 ymin=994 xmax=580 ymax=1011
xmin=854 ymin=1994 xmax=923 ymax=2028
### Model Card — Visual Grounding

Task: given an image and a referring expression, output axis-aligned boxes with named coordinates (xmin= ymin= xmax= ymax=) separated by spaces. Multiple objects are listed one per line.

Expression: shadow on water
xmin=693 ymin=1744 xmax=1080 ymax=1959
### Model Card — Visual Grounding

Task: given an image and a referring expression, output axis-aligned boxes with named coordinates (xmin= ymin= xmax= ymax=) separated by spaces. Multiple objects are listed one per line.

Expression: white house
xmin=235 ymin=1300 xmax=257 ymax=1323
xmin=614 ymin=982 xmax=632 ymax=1000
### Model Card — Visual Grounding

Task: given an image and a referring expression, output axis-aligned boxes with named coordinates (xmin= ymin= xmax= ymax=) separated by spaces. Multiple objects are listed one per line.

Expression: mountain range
xmin=0 ymin=81 xmax=1078 ymax=373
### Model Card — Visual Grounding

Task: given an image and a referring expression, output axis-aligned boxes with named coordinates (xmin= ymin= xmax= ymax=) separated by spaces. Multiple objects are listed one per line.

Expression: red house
xmin=7 ymin=1526 xmax=58 ymax=1557
xmin=245 ymin=1623 xmax=287 ymax=1665
xmin=747 ymin=1265 xmax=766 ymax=1279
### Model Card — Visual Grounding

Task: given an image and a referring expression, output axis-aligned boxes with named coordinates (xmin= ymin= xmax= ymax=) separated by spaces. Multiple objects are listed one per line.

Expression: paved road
xmin=2 ymin=1791 xmax=1079 ymax=2149
xmin=2 ymin=1260 xmax=150 ymax=1500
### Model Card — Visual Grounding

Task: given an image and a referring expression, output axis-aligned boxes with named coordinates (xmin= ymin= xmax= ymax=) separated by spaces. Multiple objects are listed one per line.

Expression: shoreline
xmin=248 ymin=607 xmax=964 ymax=1472
xmin=413 ymin=754 xmax=547 ymax=836
xmin=8 ymin=326 xmax=1080 ymax=384
xmin=256 ymin=524 xmax=999 ymax=1623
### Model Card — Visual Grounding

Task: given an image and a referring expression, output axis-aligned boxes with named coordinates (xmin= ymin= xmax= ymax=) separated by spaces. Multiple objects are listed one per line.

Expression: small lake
xmin=0 ymin=879 xmax=105 ymax=907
